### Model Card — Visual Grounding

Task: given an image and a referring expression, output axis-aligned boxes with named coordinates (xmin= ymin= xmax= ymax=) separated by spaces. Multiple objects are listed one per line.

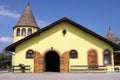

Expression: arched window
xmin=22 ymin=28 xmax=26 ymax=36
xmin=26 ymin=50 xmax=34 ymax=58
xmin=104 ymin=50 xmax=111 ymax=65
xmin=28 ymin=28 xmax=32 ymax=35
xmin=16 ymin=28 xmax=20 ymax=36
xmin=70 ymin=50 xmax=78 ymax=58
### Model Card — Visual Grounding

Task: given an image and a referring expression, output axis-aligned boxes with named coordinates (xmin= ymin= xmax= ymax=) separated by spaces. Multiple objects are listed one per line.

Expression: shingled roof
xmin=14 ymin=3 xmax=38 ymax=28
xmin=6 ymin=17 xmax=120 ymax=52
xmin=106 ymin=27 xmax=120 ymax=43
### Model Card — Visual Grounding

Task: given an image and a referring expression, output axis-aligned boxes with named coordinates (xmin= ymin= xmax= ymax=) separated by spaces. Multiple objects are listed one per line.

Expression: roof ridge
xmin=15 ymin=3 xmax=38 ymax=28
xmin=6 ymin=17 xmax=120 ymax=52
xmin=106 ymin=27 xmax=120 ymax=43
xmin=106 ymin=27 xmax=115 ymax=38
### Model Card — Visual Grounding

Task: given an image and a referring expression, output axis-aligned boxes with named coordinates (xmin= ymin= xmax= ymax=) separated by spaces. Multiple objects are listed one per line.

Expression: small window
xmin=104 ymin=50 xmax=111 ymax=65
xmin=22 ymin=28 xmax=26 ymax=36
xmin=28 ymin=28 xmax=32 ymax=35
xmin=16 ymin=28 xmax=20 ymax=36
xmin=26 ymin=50 xmax=34 ymax=58
xmin=70 ymin=50 xmax=78 ymax=58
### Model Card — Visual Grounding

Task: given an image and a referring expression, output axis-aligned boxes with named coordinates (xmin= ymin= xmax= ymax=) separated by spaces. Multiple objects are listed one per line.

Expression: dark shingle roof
xmin=14 ymin=3 xmax=38 ymax=28
xmin=106 ymin=27 xmax=120 ymax=43
xmin=6 ymin=17 xmax=120 ymax=52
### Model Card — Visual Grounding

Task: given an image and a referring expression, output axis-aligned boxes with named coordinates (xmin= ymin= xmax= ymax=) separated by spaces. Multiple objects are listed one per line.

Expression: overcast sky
xmin=0 ymin=0 xmax=120 ymax=52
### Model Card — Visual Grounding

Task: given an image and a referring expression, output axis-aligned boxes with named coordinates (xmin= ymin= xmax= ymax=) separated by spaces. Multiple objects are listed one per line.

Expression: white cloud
xmin=0 ymin=5 xmax=50 ymax=27
xmin=0 ymin=37 xmax=13 ymax=42
xmin=36 ymin=19 xmax=50 ymax=28
xmin=0 ymin=5 xmax=20 ymax=18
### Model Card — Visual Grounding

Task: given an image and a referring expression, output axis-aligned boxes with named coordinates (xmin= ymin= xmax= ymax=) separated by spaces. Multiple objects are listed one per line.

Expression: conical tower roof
xmin=14 ymin=3 xmax=38 ymax=28
xmin=106 ymin=27 xmax=115 ymax=37
xmin=106 ymin=27 xmax=120 ymax=43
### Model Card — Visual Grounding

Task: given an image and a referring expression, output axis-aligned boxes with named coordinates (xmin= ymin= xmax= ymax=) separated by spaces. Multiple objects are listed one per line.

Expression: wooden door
xmin=60 ymin=51 xmax=69 ymax=72
xmin=34 ymin=51 xmax=43 ymax=72
xmin=88 ymin=50 xmax=98 ymax=68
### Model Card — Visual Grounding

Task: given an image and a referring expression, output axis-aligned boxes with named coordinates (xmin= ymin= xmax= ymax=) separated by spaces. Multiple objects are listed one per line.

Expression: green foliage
xmin=0 ymin=50 xmax=12 ymax=70
xmin=0 ymin=54 xmax=7 ymax=62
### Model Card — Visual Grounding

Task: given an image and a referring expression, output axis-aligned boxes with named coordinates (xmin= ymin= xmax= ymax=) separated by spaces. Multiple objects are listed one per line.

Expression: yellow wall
xmin=13 ymin=22 xmax=114 ymax=72
xmin=13 ymin=27 xmax=38 ymax=42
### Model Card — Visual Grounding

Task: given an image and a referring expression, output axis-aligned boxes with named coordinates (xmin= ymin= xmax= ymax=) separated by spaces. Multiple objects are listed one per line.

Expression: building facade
xmin=6 ymin=4 xmax=120 ymax=72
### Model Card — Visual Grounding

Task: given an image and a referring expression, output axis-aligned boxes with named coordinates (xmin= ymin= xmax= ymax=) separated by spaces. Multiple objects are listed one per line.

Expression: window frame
xmin=28 ymin=28 xmax=32 ymax=36
xmin=70 ymin=49 xmax=78 ymax=59
xmin=16 ymin=28 xmax=20 ymax=36
xmin=103 ymin=49 xmax=112 ymax=65
xmin=26 ymin=50 xmax=34 ymax=59
xmin=22 ymin=28 xmax=26 ymax=36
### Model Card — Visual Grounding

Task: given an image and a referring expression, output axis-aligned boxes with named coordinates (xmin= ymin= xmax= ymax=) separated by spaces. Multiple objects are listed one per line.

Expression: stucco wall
xmin=13 ymin=27 xmax=37 ymax=42
xmin=13 ymin=22 xmax=114 ymax=72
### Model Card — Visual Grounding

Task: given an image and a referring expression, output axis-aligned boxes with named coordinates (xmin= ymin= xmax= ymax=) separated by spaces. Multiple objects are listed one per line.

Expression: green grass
xmin=0 ymin=68 xmax=7 ymax=71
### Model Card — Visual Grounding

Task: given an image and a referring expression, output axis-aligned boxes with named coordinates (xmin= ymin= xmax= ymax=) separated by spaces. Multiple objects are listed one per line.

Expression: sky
xmin=0 ymin=0 xmax=120 ymax=52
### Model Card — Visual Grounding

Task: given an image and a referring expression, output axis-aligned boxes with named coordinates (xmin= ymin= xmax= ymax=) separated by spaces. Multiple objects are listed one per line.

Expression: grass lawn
xmin=0 ymin=68 xmax=7 ymax=71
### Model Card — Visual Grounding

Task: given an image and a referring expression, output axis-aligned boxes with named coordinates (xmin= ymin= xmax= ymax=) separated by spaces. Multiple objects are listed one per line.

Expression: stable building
xmin=6 ymin=4 xmax=120 ymax=73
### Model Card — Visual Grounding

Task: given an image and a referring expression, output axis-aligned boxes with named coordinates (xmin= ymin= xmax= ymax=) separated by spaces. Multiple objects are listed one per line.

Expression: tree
xmin=0 ymin=49 xmax=12 ymax=69
xmin=0 ymin=54 xmax=7 ymax=61
xmin=0 ymin=53 xmax=7 ymax=68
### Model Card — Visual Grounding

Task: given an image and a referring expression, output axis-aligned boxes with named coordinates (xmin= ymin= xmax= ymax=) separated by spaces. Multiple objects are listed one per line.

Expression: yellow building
xmin=6 ymin=4 xmax=120 ymax=73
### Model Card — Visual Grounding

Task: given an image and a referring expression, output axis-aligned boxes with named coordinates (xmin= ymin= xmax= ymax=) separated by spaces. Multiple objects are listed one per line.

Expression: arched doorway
xmin=44 ymin=51 xmax=60 ymax=72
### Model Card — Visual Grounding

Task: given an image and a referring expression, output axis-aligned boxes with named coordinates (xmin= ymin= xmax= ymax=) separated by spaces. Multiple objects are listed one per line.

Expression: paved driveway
xmin=0 ymin=72 xmax=120 ymax=80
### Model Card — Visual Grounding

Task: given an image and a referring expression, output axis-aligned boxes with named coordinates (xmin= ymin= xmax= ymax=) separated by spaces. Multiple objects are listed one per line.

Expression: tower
xmin=13 ymin=3 xmax=39 ymax=42
xmin=106 ymin=27 xmax=115 ymax=38
xmin=106 ymin=27 xmax=120 ymax=43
